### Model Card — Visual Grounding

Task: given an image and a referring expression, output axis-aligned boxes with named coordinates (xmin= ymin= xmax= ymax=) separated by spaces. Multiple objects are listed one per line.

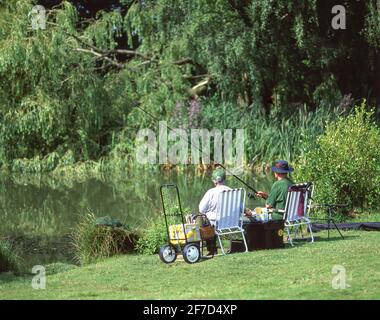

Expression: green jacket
xmin=266 ymin=178 xmax=294 ymax=210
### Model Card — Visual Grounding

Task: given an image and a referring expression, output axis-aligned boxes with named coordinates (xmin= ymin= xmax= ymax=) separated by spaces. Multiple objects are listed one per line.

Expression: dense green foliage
xmin=136 ymin=199 xmax=193 ymax=255
xmin=202 ymin=100 xmax=341 ymax=167
xmin=0 ymin=1 xmax=379 ymax=171
xmin=136 ymin=216 xmax=168 ymax=255
xmin=296 ymin=104 xmax=380 ymax=211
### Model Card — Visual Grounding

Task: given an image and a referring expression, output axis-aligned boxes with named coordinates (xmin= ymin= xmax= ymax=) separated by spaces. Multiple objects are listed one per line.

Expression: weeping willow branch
xmin=189 ymin=78 xmax=210 ymax=97
xmin=75 ymin=48 xmax=125 ymax=68
xmin=76 ymin=43 xmax=193 ymax=67
xmin=70 ymin=28 xmax=210 ymax=95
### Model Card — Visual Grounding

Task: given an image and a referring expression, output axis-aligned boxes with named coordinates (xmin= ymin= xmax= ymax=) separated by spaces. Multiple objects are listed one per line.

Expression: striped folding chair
xmin=215 ymin=188 xmax=248 ymax=255
xmin=281 ymin=183 xmax=314 ymax=246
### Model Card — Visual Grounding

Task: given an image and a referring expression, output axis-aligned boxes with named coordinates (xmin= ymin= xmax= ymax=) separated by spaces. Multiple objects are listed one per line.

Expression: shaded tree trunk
xmin=374 ymin=50 xmax=380 ymax=107
xmin=263 ymin=84 xmax=274 ymax=115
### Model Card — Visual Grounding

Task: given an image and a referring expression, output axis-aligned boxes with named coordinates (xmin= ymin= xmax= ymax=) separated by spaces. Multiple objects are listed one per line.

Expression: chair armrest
xmin=268 ymin=208 xmax=285 ymax=214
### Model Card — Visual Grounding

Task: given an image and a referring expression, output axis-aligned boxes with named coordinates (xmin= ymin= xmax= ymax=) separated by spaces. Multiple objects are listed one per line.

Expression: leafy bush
xmin=72 ymin=212 xmax=140 ymax=265
xmin=0 ymin=240 xmax=22 ymax=274
xmin=295 ymin=103 xmax=380 ymax=211
xmin=136 ymin=216 xmax=168 ymax=255
xmin=136 ymin=205 xmax=192 ymax=255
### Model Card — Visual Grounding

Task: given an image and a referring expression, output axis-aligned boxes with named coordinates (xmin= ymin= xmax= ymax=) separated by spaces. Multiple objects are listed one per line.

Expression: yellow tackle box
xmin=169 ymin=223 xmax=201 ymax=245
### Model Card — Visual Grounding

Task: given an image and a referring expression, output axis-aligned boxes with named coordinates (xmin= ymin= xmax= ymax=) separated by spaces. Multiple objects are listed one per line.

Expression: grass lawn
xmin=1 ymin=229 xmax=380 ymax=300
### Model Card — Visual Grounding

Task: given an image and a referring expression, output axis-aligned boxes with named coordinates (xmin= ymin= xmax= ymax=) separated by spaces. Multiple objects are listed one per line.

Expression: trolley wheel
xmin=159 ymin=244 xmax=177 ymax=264
xmin=182 ymin=243 xmax=201 ymax=264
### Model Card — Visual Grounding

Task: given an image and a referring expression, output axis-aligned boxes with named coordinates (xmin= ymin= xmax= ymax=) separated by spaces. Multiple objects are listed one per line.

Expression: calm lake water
xmin=0 ymin=170 xmax=273 ymax=266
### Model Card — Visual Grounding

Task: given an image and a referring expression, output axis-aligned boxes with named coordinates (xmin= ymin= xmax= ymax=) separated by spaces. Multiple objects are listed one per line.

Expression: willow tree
xmin=0 ymin=1 xmax=130 ymax=170
xmin=120 ymin=0 xmax=380 ymax=112
xmin=0 ymin=0 xmax=379 ymax=171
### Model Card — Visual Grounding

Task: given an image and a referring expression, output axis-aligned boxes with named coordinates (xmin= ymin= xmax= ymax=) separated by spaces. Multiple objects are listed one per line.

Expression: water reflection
xmin=0 ymin=170 xmax=273 ymax=265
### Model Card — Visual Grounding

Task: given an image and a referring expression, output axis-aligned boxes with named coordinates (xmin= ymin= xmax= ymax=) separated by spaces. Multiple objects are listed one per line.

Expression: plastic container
xmin=169 ymin=224 xmax=201 ymax=245
xmin=253 ymin=207 xmax=269 ymax=222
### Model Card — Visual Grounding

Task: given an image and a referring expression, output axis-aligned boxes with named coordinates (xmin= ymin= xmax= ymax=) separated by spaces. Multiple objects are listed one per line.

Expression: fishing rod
xmin=133 ymin=103 xmax=260 ymax=197
xmin=215 ymin=163 xmax=258 ymax=196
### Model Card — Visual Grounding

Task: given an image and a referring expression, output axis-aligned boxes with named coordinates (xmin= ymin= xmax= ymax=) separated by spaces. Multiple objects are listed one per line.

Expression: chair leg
xmin=307 ymin=223 xmax=314 ymax=243
xmin=241 ymin=231 xmax=248 ymax=253
xmin=217 ymin=234 xmax=226 ymax=255
xmin=285 ymin=226 xmax=294 ymax=246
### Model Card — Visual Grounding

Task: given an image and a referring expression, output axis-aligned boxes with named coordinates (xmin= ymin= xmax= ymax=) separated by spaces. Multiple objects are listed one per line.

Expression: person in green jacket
xmin=256 ymin=160 xmax=294 ymax=211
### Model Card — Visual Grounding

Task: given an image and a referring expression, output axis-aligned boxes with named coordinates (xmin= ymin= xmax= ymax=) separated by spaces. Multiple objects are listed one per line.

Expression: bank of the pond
xmin=1 ymin=230 xmax=380 ymax=299
xmin=6 ymin=235 xmax=76 ymax=267
xmin=1 ymin=160 xmax=277 ymax=176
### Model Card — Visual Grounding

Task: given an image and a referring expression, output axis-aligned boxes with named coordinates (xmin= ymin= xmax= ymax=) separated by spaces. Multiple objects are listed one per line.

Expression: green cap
xmin=212 ymin=168 xmax=226 ymax=183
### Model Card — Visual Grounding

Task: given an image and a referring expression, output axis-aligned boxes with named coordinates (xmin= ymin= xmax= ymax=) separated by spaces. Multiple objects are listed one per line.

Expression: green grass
xmin=347 ymin=212 xmax=380 ymax=222
xmin=1 ymin=230 xmax=380 ymax=300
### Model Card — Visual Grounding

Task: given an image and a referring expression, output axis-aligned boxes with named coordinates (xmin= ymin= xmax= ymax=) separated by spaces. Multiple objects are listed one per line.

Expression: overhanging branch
xmin=75 ymin=48 xmax=124 ymax=68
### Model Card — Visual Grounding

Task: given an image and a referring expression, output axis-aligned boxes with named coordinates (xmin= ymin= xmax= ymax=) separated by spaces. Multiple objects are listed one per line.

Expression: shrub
xmin=72 ymin=212 xmax=140 ymax=265
xmin=136 ymin=202 xmax=193 ymax=255
xmin=295 ymin=103 xmax=380 ymax=211
xmin=135 ymin=216 xmax=168 ymax=255
xmin=0 ymin=240 xmax=22 ymax=274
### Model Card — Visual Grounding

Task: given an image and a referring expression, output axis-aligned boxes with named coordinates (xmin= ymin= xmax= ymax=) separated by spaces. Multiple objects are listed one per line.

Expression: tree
xmin=0 ymin=0 xmax=379 ymax=171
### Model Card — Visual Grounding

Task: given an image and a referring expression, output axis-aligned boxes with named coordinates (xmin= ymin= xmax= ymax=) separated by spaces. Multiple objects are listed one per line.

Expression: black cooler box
xmin=231 ymin=220 xmax=285 ymax=252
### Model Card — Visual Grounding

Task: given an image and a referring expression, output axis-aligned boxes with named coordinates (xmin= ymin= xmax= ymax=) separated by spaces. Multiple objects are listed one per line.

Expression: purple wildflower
xmin=188 ymin=99 xmax=201 ymax=128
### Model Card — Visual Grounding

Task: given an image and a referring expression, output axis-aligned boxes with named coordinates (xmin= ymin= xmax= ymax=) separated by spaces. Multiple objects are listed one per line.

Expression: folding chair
xmin=215 ymin=188 xmax=248 ymax=255
xmin=280 ymin=183 xmax=314 ymax=246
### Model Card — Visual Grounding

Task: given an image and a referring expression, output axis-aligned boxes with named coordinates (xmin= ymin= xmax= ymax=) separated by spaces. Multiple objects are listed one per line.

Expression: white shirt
xmin=199 ymin=184 xmax=232 ymax=223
